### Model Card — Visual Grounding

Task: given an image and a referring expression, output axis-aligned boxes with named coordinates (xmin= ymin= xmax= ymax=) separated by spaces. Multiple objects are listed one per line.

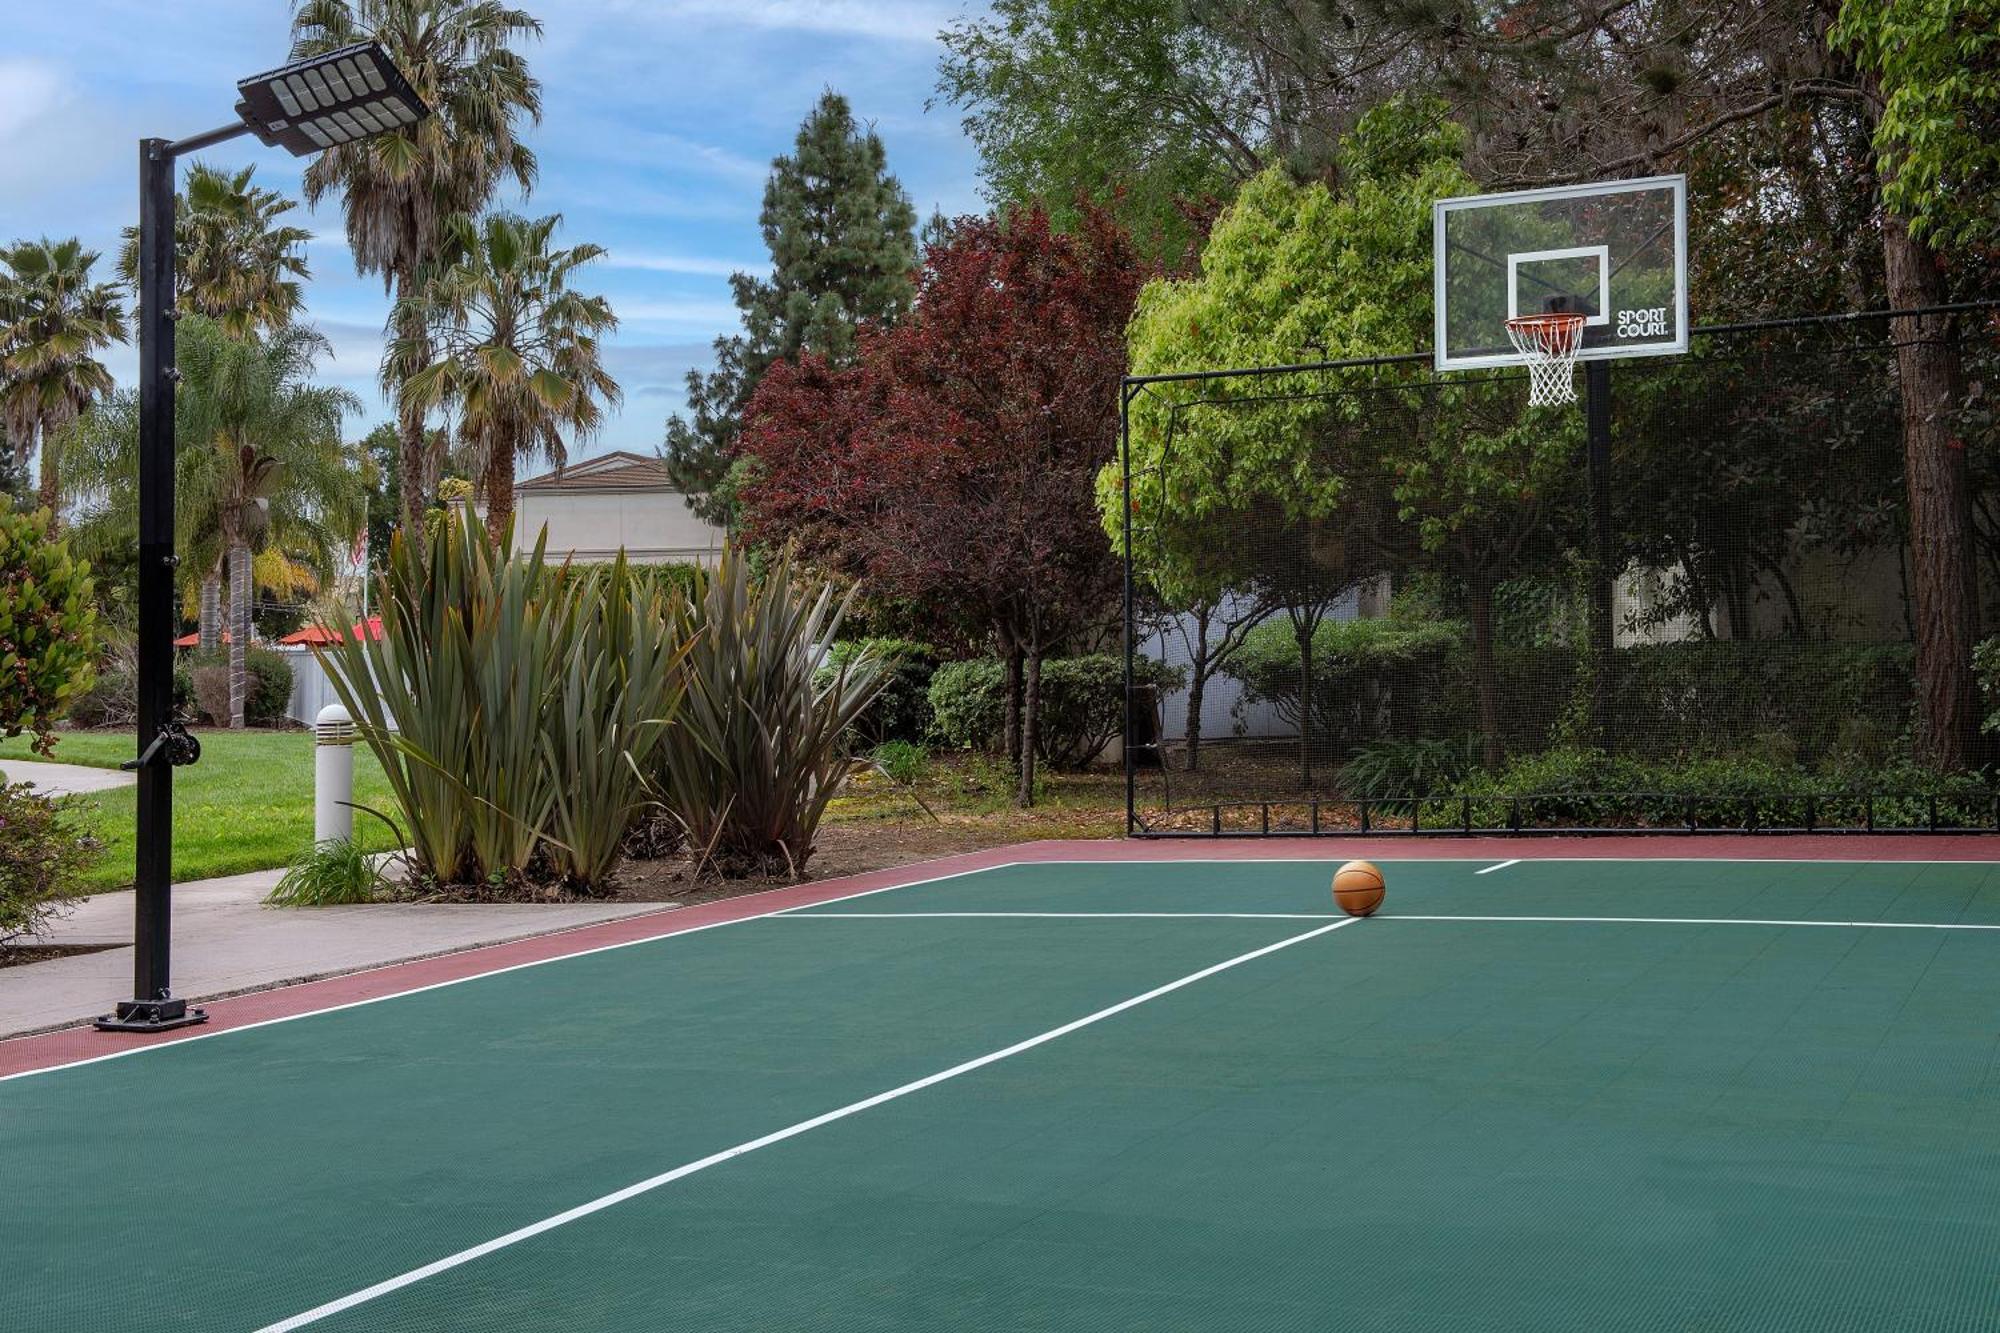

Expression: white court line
xmin=0 ymin=861 xmax=1012 ymax=1086
xmin=13 ymin=852 xmax=1997 ymax=1085
xmin=778 ymin=911 xmax=2000 ymax=932
xmin=253 ymin=915 xmax=1361 ymax=1332
xmin=1385 ymin=913 xmax=2000 ymax=931
xmin=1061 ymin=856 xmax=2000 ymax=865
xmin=1475 ymin=859 xmax=1521 ymax=875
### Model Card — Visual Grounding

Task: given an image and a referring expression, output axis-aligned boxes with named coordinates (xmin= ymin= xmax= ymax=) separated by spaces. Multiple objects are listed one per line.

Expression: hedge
xmin=929 ymin=654 xmax=1184 ymax=769
xmin=1222 ymin=614 xmax=1917 ymax=772
xmin=821 ymin=638 xmax=935 ymax=746
xmin=1416 ymin=746 xmax=1996 ymax=831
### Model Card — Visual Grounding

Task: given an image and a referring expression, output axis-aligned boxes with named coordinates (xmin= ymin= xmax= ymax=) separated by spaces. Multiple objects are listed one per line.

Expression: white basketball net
xmin=1506 ymin=313 xmax=1588 ymax=407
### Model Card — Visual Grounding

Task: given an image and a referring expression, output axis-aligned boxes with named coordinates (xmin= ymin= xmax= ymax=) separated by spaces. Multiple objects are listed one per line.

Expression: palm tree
xmin=119 ymin=163 xmax=315 ymax=649
xmin=118 ymin=163 xmax=313 ymax=341
xmin=290 ymin=0 xmax=543 ymax=539
xmin=0 ymin=238 xmax=127 ymax=521
xmin=391 ymin=212 xmax=619 ymax=542
xmin=65 ymin=317 xmax=364 ymax=727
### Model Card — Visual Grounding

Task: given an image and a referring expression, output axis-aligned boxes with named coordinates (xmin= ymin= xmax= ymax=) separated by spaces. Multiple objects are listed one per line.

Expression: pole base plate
xmin=94 ymin=998 xmax=209 ymax=1033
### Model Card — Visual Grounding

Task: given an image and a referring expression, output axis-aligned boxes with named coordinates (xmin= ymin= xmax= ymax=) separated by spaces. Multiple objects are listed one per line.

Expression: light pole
xmin=96 ymin=42 xmax=429 ymax=1032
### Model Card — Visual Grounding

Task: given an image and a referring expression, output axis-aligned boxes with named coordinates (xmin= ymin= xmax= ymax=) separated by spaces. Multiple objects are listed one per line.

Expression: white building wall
xmin=513 ymin=490 xmax=723 ymax=565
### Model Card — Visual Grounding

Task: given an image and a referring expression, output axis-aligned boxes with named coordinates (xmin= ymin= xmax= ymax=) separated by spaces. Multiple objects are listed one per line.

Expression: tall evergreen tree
xmin=664 ymin=90 xmax=917 ymax=526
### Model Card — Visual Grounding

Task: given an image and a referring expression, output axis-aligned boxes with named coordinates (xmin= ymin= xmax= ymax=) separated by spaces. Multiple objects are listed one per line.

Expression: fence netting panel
xmin=1125 ymin=316 xmax=2000 ymax=834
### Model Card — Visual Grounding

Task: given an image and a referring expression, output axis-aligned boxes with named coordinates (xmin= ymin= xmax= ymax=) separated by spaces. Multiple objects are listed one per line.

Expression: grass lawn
xmin=0 ymin=730 xmax=399 ymax=893
xmin=0 ymin=732 xmax=1124 ymax=897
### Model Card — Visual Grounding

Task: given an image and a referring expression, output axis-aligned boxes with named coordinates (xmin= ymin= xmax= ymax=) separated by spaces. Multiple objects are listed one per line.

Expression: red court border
xmin=3 ymin=834 xmax=1992 ymax=1079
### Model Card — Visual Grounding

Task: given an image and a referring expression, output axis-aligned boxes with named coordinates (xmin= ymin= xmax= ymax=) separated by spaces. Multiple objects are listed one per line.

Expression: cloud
xmin=0 ymin=57 xmax=122 ymax=202
xmin=616 ymin=298 xmax=744 ymax=329
xmin=0 ymin=59 xmax=65 ymax=140
xmin=601 ymin=250 xmax=760 ymax=278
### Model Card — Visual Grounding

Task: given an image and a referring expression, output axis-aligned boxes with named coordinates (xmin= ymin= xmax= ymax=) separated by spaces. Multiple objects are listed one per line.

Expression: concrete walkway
xmin=0 ymin=756 xmax=136 ymax=796
xmin=1 ymin=866 xmax=672 ymax=1038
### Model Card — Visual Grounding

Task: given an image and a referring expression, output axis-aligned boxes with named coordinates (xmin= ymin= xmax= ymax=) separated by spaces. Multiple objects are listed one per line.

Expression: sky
xmin=0 ymin=0 xmax=988 ymax=463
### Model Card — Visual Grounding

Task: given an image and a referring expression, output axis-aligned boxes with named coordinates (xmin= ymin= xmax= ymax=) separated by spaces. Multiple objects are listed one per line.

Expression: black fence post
xmin=1119 ymin=382 xmax=1136 ymax=839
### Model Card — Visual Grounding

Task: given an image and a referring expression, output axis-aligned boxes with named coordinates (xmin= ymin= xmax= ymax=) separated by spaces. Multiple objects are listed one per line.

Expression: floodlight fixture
xmin=96 ymin=42 xmax=429 ymax=1035
xmin=234 ymin=42 xmax=430 ymax=157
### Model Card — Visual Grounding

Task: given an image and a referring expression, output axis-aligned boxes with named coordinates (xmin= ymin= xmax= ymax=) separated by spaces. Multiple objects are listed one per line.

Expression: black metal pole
xmin=96 ymin=139 xmax=206 ymax=1032
xmin=1120 ymin=382 xmax=1137 ymax=839
xmin=1585 ymin=359 xmax=1615 ymax=739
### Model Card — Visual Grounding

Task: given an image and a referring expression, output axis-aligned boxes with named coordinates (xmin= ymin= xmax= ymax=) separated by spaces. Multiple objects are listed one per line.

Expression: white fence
xmin=276 ymin=648 xmax=393 ymax=731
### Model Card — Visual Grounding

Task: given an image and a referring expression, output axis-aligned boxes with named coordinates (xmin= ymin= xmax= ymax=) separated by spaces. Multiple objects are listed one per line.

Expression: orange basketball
xmin=1332 ymin=860 xmax=1386 ymax=917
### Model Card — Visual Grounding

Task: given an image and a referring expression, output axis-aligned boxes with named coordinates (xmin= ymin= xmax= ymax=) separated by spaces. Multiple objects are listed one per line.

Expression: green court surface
xmin=11 ymin=857 xmax=2000 ymax=1331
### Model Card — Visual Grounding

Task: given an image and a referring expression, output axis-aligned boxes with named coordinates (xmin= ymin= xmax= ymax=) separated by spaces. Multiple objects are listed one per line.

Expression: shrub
xmin=653 ymin=543 xmax=886 ymax=878
xmin=1339 ymin=736 xmax=1478 ymax=801
xmin=0 ymin=509 xmax=101 ymax=753
xmin=190 ymin=661 xmax=231 ymax=727
xmin=179 ymin=647 xmax=294 ymax=726
xmin=824 ymin=638 xmax=935 ymax=746
xmin=927 ymin=654 xmax=1183 ymax=770
xmin=318 ymin=511 xmax=687 ymax=893
xmin=0 ymin=783 xmax=101 ymax=943
xmin=1223 ymin=616 xmax=1463 ymax=758
xmin=871 ymin=739 xmax=930 ymax=786
xmin=265 ymin=838 xmax=385 ymax=907
xmin=68 ymin=632 xmax=139 ymax=729
xmin=543 ymin=557 xmax=688 ymax=887
xmin=1430 ymin=746 xmax=1994 ymax=830
xmin=570 ymin=560 xmax=706 ymax=607
xmin=244 ymin=647 xmax=294 ymax=725
xmin=927 ymin=659 xmax=1006 ymax=754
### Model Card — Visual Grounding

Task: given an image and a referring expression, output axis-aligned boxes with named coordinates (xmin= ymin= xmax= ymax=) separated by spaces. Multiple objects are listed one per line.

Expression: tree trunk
xmin=1017 ymin=647 xmax=1042 ymax=808
xmin=392 ymin=274 xmax=432 ymax=543
xmin=1183 ymin=605 xmax=1210 ymax=772
xmin=1469 ymin=572 xmax=1504 ymax=770
xmin=482 ymin=446 xmax=517 ymax=547
xmin=228 ymin=541 xmax=251 ymax=728
xmin=36 ymin=415 xmax=61 ymax=528
xmin=1881 ymin=211 xmax=1977 ymax=768
xmin=198 ymin=567 xmax=221 ymax=655
xmin=1183 ymin=670 xmax=1207 ymax=774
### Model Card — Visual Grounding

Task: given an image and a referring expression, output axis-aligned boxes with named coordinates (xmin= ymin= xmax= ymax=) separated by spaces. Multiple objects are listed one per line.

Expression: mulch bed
xmin=606 ymin=817 xmax=1121 ymax=906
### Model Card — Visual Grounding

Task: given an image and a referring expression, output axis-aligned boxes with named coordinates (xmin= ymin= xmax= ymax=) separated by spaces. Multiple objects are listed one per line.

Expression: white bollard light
xmin=314 ymin=703 xmax=356 ymax=845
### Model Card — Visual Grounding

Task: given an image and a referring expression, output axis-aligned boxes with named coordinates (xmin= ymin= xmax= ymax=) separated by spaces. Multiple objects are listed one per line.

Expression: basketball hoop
xmin=1506 ymin=312 xmax=1588 ymax=407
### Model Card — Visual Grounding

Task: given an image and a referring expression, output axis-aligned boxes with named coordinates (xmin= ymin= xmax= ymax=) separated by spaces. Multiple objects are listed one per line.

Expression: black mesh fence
xmin=1123 ymin=308 xmax=2000 ymax=835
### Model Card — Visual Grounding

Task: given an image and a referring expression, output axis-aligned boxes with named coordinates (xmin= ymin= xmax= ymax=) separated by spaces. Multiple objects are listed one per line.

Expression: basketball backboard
xmin=1433 ymin=175 xmax=1688 ymax=372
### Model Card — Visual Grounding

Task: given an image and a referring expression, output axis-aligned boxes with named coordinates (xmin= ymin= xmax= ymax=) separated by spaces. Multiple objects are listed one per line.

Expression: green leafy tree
xmin=1825 ymin=0 xmax=1996 ymax=768
xmin=936 ymin=0 xmax=1252 ymax=257
xmin=1832 ymin=0 xmax=2000 ymax=254
xmin=64 ymin=318 xmax=363 ymax=727
xmin=116 ymin=162 xmax=314 ymax=649
xmin=290 ymin=0 xmax=544 ymax=539
xmin=0 ymin=239 xmax=127 ymax=522
xmin=391 ymin=212 xmax=620 ymax=543
xmin=664 ymin=90 xmax=917 ymax=526
xmin=1107 ymin=104 xmax=1560 ymax=775
xmin=117 ymin=163 xmax=312 ymax=340
xmin=359 ymin=422 xmax=400 ymax=579
xmin=0 ymin=507 xmax=101 ymax=754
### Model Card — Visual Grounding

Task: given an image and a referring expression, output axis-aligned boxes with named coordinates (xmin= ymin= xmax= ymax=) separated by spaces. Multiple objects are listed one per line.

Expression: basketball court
xmin=11 ymin=843 xmax=2000 ymax=1330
